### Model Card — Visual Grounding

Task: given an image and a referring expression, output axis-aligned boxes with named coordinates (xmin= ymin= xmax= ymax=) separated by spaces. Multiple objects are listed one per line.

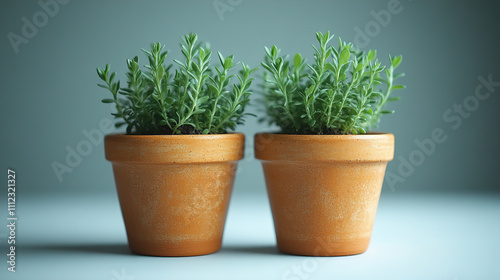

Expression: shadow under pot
xmin=105 ymin=133 xmax=244 ymax=257
xmin=255 ymin=133 xmax=394 ymax=256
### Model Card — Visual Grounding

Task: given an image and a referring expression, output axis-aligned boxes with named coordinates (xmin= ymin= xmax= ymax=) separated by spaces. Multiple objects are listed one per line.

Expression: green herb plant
xmin=97 ymin=33 xmax=257 ymax=135
xmin=261 ymin=31 xmax=405 ymax=134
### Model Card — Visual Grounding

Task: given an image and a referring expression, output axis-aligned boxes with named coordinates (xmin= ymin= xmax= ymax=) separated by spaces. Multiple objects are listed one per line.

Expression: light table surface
xmin=1 ymin=191 xmax=499 ymax=280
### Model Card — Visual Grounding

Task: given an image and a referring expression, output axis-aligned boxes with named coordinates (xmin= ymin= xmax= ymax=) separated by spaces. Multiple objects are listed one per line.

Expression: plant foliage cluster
xmin=261 ymin=31 xmax=405 ymax=134
xmin=97 ymin=33 xmax=257 ymax=135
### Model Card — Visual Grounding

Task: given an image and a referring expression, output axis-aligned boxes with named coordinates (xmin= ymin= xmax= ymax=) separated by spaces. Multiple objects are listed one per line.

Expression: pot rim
xmin=105 ymin=133 xmax=245 ymax=164
xmin=105 ymin=132 xmax=244 ymax=138
xmin=255 ymin=131 xmax=391 ymax=138
xmin=254 ymin=132 xmax=394 ymax=162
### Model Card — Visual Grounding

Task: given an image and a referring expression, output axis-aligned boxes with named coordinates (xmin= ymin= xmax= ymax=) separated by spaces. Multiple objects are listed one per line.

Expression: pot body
xmin=105 ymin=133 xmax=244 ymax=256
xmin=255 ymin=133 xmax=394 ymax=256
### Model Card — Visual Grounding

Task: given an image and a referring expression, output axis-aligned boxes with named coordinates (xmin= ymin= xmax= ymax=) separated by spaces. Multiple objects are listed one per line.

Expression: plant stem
xmin=276 ymin=73 xmax=296 ymax=129
xmin=208 ymin=73 xmax=227 ymax=132
xmin=178 ymin=45 xmax=194 ymax=118
xmin=173 ymin=62 xmax=205 ymax=133
xmin=374 ymin=66 xmax=394 ymax=117
xmin=345 ymin=70 xmax=375 ymax=133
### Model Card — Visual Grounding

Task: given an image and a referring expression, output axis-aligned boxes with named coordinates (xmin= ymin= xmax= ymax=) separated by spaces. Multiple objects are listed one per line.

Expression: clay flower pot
xmin=105 ymin=133 xmax=244 ymax=256
xmin=255 ymin=133 xmax=394 ymax=256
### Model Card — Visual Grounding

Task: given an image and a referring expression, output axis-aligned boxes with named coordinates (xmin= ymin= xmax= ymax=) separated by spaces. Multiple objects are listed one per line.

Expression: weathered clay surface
xmin=105 ymin=134 xmax=244 ymax=256
xmin=255 ymin=133 xmax=394 ymax=256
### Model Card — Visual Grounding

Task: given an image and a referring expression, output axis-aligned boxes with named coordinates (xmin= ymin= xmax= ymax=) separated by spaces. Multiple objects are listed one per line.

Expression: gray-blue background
xmin=1 ymin=1 xmax=500 ymax=280
xmin=1 ymin=0 xmax=499 ymax=195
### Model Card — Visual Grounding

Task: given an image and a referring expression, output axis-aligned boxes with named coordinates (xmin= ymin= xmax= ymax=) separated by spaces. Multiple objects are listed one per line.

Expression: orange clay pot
xmin=105 ymin=133 xmax=244 ymax=256
xmin=255 ymin=133 xmax=394 ymax=256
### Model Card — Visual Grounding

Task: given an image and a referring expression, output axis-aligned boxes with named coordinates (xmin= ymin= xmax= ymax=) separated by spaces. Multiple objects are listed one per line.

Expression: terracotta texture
xmin=105 ymin=133 xmax=244 ymax=256
xmin=255 ymin=133 xmax=394 ymax=256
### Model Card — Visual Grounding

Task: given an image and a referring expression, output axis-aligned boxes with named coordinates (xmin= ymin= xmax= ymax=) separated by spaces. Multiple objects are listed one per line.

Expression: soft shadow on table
xmin=25 ymin=243 xmax=131 ymax=256
xmin=220 ymin=245 xmax=281 ymax=255
xmin=25 ymin=243 xmax=282 ymax=256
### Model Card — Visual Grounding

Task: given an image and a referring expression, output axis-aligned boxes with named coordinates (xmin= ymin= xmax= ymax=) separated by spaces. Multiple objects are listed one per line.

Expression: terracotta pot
xmin=105 ymin=133 xmax=244 ymax=256
xmin=255 ymin=133 xmax=394 ymax=256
